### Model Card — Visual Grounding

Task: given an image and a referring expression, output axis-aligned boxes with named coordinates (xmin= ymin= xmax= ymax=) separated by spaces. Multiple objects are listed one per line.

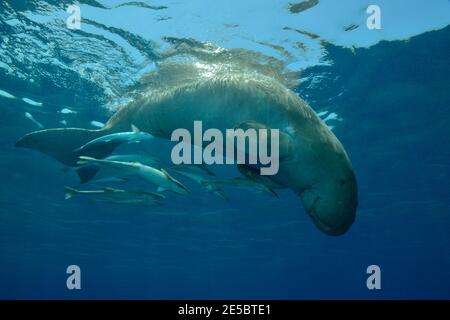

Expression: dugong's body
xmin=16 ymin=70 xmax=357 ymax=235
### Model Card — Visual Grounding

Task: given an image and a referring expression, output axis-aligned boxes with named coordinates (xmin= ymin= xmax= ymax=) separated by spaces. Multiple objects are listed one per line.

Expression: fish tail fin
xmin=64 ymin=186 xmax=77 ymax=200
xmin=15 ymin=127 xmax=119 ymax=183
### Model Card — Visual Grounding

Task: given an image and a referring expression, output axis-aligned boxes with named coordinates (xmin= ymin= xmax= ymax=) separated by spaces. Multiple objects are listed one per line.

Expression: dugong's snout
xmin=300 ymin=171 xmax=358 ymax=236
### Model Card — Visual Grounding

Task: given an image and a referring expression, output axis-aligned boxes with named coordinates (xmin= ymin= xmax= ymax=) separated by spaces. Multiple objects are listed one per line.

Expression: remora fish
xmin=171 ymin=166 xmax=227 ymax=200
xmin=237 ymin=164 xmax=285 ymax=195
xmin=75 ymin=154 xmax=161 ymax=185
xmin=64 ymin=186 xmax=164 ymax=206
xmin=64 ymin=186 xmax=165 ymax=200
xmin=77 ymin=156 xmax=190 ymax=195
xmin=74 ymin=125 xmax=154 ymax=153
xmin=87 ymin=176 xmax=131 ymax=185
xmin=105 ymin=154 xmax=162 ymax=167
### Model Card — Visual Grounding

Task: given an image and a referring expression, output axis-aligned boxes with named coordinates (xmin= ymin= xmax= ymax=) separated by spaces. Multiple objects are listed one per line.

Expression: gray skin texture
xmin=102 ymin=73 xmax=358 ymax=235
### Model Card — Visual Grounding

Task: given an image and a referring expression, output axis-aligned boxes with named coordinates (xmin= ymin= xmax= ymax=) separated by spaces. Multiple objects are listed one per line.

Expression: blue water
xmin=0 ymin=1 xmax=449 ymax=299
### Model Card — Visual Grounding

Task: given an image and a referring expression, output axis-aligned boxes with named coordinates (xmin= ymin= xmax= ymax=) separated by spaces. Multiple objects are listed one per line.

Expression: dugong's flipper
xmin=15 ymin=128 xmax=120 ymax=183
xmin=235 ymin=121 xmax=295 ymax=162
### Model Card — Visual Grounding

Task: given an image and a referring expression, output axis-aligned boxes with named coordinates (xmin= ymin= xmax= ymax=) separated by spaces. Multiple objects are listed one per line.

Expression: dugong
xmin=15 ymin=69 xmax=358 ymax=235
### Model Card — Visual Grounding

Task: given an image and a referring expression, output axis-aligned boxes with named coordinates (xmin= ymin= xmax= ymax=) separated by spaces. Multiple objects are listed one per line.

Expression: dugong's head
xmin=285 ymin=126 xmax=358 ymax=236
xmin=300 ymin=167 xmax=357 ymax=236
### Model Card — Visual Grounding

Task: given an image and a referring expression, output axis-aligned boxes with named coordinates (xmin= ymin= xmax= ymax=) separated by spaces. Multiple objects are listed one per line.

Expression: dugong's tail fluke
xmin=15 ymin=127 xmax=119 ymax=183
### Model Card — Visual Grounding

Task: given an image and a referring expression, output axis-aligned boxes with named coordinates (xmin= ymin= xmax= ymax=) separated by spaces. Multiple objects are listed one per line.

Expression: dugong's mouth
xmin=300 ymin=187 xmax=356 ymax=236
xmin=303 ymin=194 xmax=338 ymax=235
xmin=309 ymin=208 xmax=347 ymax=236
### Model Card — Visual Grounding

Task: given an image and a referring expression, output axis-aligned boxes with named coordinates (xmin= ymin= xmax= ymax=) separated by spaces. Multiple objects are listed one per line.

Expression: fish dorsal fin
xmin=157 ymin=186 xmax=168 ymax=192
xmin=131 ymin=124 xmax=140 ymax=133
xmin=103 ymin=187 xmax=117 ymax=192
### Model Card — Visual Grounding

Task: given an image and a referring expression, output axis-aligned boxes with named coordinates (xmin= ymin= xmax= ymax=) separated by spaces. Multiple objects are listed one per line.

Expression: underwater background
xmin=0 ymin=0 xmax=449 ymax=299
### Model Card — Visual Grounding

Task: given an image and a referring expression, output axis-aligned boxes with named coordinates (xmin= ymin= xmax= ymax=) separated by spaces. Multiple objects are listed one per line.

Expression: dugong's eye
xmin=339 ymin=179 xmax=346 ymax=185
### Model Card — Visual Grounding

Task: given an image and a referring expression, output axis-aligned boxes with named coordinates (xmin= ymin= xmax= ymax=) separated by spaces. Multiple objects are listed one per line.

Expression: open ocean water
xmin=0 ymin=0 xmax=449 ymax=299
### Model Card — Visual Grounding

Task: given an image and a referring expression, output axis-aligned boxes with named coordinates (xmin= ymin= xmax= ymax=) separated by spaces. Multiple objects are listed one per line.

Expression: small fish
xmin=87 ymin=176 xmax=131 ymax=185
xmin=105 ymin=154 xmax=161 ymax=167
xmin=77 ymin=156 xmax=190 ymax=195
xmin=25 ymin=112 xmax=44 ymax=129
xmin=64 ymin=186 xmax=165 ymax=203
xmin=173 ymin=169 xmax=227 ymax=200
xmin=75 ymin=125 xmax=154 ymax=153
xmin=202 ymin=181 xmax=228 ymax=200
xmin=237 ymin=164 xmax=283 ymax=195
xmin=64 ymin=186 xmax=121 ymax=200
